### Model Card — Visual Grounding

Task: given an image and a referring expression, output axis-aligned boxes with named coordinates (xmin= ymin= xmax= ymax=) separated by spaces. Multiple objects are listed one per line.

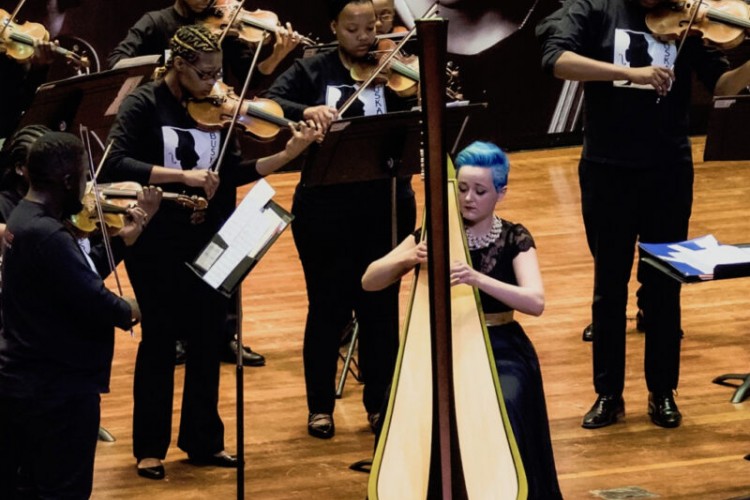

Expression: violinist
xmin=107 ymin=0 xmax=302 ymax=88
xmin=265 ymin=0 xmax=417 ymax=440
xmin=101 ymin=24 xmax=319 ymax=481
xmin=0 ymin=0 xmax=81 ymax=139
xmin=373 ymin=0 xmax=397 ymax=35
xmin=0 ymin=132 xmax=145 ymax=499
xmin=107 ymin=0 xmax=305 ymax=367
xmin=538 ymin=0 xmax=750 ymax=431
xmin=362 ymin=142 xmax=562 ymax=500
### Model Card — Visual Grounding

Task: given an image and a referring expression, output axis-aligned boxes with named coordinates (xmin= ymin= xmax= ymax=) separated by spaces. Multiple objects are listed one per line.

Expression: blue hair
xmin=454 ymin=141 xmax=509 ymax=192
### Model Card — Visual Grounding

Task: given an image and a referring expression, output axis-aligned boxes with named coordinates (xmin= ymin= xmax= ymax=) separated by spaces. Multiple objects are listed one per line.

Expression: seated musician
xmin=264 ymin=0 xmax=417 ymax=440
xmin=362 ymin=141 xmax=562 ymax=499
xmin=0 ymin=131 xmax=148 ymax=499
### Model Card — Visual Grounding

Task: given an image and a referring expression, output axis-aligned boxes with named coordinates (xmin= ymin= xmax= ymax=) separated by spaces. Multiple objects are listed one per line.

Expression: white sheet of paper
xmin=199 ymin=179 xmax=285 ymax=289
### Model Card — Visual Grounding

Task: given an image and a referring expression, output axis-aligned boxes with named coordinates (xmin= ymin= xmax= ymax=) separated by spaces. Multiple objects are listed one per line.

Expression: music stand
xmin=16 ymin=63 xmax=158 ymax=154
xmin=640 ymin=242 xmax=750 ymax=402
xmin=302 ymin=103 xmax=486 ymax=187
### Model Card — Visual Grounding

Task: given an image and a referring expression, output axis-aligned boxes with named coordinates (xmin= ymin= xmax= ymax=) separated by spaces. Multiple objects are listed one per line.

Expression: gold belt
xmin=484 ymin=311 xmax=514 ymax=327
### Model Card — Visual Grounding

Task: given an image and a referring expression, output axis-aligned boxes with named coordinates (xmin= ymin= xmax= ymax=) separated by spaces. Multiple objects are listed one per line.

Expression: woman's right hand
xmin=303 ymin=105 xmax=338 ymax=131
xmin=182 ymin=170 xmax=220 ymax=200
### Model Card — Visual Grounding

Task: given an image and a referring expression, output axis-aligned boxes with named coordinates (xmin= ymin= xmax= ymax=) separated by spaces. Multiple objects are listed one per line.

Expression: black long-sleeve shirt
xmin=538 ymin=0 xmax=728 ymax=167
xmin=0 ymin=200 xmax=132 ymax=398
xmin=106 ymin=5 xmax=272 ymax=90
xmin=101 ymin=80 xmax=260 ymax=255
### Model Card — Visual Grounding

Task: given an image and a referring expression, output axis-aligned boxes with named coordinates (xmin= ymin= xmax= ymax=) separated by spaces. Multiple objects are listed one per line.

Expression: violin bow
xmin=337 ymin=2 xmax=439 ymax=117
xmin=217 ymin=0 xmax=249 ymax=46
xmin=210 ymin=18 xmax=264 ymax=175
xmin=79 ymin=126 xmax=133 ymax=335
xmin=656 ymin=0 xmax=704 ymax=103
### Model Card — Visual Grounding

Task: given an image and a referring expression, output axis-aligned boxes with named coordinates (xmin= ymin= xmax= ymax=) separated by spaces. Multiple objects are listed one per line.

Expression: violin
xmin=100 ymin=181 xmax=208 ymax=211
xmin=187 ymin=80 xmax=296 ymax=140
xmin=350 ymin=38 xmax=463 ymax=100
xmin=646 ymin=0 xmax=750 ymax=50
xmin=201 ymin=0 xmax=315 ymax=47
xmin=68 ymin=190 xmax=128 ymax=236
xmin=0 ymin=8 xmax=89 ymax=69
xmin=351 ymin=38 xmax=420 ymax=97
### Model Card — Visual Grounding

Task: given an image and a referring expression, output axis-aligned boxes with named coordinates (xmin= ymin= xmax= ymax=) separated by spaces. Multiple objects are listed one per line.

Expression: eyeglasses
xmin=184 ymin=60 xmax=223 ymax=81
xmin=377 ymin=12 xmax=394 ymax=22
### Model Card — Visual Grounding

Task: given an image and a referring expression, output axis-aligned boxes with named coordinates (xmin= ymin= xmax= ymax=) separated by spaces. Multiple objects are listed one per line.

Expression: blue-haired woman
xmin=362 ymin=141 xmax=562 ymax=499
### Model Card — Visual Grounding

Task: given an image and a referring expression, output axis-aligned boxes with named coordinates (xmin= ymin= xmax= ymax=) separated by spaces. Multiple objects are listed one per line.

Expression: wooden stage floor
xmin=93 ymin=138 xmax=750 ymax=499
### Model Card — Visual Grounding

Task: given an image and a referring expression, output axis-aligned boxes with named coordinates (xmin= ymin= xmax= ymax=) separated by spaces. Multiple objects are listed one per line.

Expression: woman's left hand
xmin=285 ymin=120 xmax=324 ymax=158
xmin=118 ymin=206 xmax=148 ymax=246
xmin=272 ymin=23 xmax=301 ymax=60
xmin=450 ymin=260 xmax=481 ymax=287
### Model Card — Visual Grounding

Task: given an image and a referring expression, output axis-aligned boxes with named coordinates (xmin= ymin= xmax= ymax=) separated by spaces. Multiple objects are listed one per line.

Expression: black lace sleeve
xmin=508 ymin=222 xmax=536 ymax=260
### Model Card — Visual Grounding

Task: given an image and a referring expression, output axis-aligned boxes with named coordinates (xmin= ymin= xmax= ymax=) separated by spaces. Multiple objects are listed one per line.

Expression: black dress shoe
xmin=308 ymin=413 xmax=335 ymax=439
xmin=582 ymin=394 xmax=625 ymax=429
xmin=222 ymin=340 xmax=266 ymax=366
xmin=137 ymin=461 xmax=165 ymax=480
xmin=648 ymin=392 xmax=682 ymax=428
xmin=188 ymin=453 xmax=238 ymax=468
xmin=582 ymin=323 xmax=593 ymax=342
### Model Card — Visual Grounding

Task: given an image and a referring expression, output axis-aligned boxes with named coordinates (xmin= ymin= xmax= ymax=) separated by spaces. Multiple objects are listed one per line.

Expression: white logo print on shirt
xmin=613 ymin=28 xmax=675 ymax=90
xmin=325 ymin=83 xmax=387 ymax=116
xmin=162 ymin=126 xmax=220 ymax=170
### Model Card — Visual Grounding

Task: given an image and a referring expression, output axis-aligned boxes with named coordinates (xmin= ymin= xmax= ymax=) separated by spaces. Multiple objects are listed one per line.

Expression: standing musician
xmin=107 ymin=0 xmax=301 ymax=85
xmin=362 ymin=142 xmax=562 ymax=499
xmin=0 ymin=131 xmax=147 ymax=499
xmin=538 ymin=0 xmax=750 ymax=430
xmin=107 ymin=0 xmax=305 ymax=367
xmin=373 ymin=0 xmax=397 ymax=35
xmin=0 ymin=0 xmax=82 ymax=140
xmin=264 ymin=0 xmax=418 ymax=439
xmin=101 ymin=24 xmax=319 ymax=480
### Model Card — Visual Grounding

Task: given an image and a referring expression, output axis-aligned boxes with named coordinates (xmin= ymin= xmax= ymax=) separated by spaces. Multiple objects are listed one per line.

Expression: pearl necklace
xmin=466 ymin=216 xmax=502 ymax=250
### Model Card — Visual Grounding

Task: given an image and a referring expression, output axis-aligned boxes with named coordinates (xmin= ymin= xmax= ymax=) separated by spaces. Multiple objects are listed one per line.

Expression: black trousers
xmin=0 ymin=393 xmax=100 ymax=499
xmin=127 ymin=245 xmax=228 ymax=460
xmin=580 ymin=159 xmax=693 ymax=395
xmin=292 ymin=184 xmax=416 ymax=415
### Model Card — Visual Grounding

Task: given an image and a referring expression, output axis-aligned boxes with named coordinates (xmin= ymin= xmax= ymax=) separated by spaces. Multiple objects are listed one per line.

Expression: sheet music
xmin=655 ymin=235 xmax=750 ymax=275
xmin=197 ymin=179 xmax=285 ymax=289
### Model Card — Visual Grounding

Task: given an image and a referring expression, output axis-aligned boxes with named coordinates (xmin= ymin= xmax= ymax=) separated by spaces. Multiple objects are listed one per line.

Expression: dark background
xmin=4 ymin=0 xmax=745 ymax=152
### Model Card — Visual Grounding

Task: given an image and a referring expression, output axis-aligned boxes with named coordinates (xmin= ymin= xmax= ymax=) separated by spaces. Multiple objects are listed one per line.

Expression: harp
xmin=368 ymin=18 xmax=527 ymax=500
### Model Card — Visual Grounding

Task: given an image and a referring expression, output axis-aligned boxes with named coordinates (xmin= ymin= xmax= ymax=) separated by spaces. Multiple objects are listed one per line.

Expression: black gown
xmin=468 ymin=218 xmax=562 ymax=499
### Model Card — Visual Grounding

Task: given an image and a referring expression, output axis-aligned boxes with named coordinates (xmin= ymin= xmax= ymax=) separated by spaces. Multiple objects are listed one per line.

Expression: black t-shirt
xmin=539 ymin=0 xmax=729 ymax=167
xmin=102 ymin=80 xmax=260 ymax=255
xmin=265 ymin=48 xmax=415 ymax=203
xmin=265 ymin=48 xmax=411 ymax=121
xmin=0 ymin=200 xmax=132 ymax=398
